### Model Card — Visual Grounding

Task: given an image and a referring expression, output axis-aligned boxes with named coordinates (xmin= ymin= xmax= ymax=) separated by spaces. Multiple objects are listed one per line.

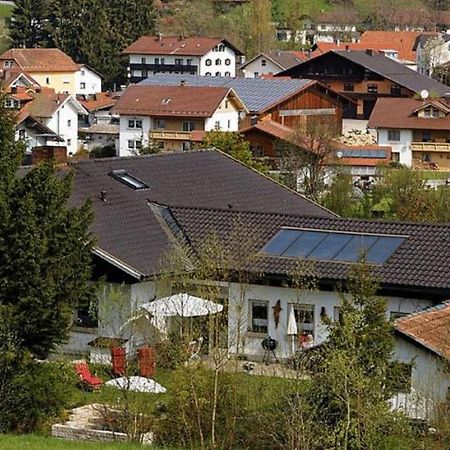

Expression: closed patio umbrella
xmin=287 ymin=307 xmax=298 ymax=354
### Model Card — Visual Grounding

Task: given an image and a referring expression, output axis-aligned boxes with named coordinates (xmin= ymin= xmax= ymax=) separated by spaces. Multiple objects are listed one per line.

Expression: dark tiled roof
xmin=395 ymin=301 xmax=450 ymax=360
xmin=282 ymin=50 xmax=450 ymax=96
xmin=138 ymin=74 xmax=315 ymax=113
xmin=69 ymin=150 xmax=335 ymax=277
xmin=169 ymin=206 xmax=450 ymax=292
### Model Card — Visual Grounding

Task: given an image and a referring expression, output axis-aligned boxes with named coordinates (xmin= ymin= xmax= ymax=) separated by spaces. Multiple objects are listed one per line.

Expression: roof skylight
xmin=261 ymin=228 xmax=405 ymax=264
xmin=110 ymin=170 xmax=148 ymax=190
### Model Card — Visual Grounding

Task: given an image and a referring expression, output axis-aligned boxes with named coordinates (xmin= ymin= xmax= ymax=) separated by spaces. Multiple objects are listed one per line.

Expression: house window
xmin=215 ymin=71 xmax=221 ymax=76
xmin=67 ymin=119 xmax=72 ymax=127
xmin=343 ymin=83 xmax=354 ymax=92
xmin=254 ymin=72 xmax=259 ymax=78
xmin=261 ymin=59 xmax=267 ymax=67
xmin=205 ymin=59 xmax=212 ymax=66
xmin=155 ymin=119 xmax=165 ymax=129
xmin=141 ymin=57 xmax=147 ymax=64
xmin=18 ymin=129 xmax=26 ymax=140
xmin=80 ymin=69 xmax=85 ymax=76
xmin=4 ymin=99 xmax=12 ymax=108
xmin=291 ymin=304 xmax=315 ymax=336
xmin=46 ymin=77 xmax=50 ymax=84
xmin=248 ymin=300 xmax=269 ymax=333
xmin=224 ymin=71 xmax=231 ymax=77
xmin=67 ymin=139 xmax=71 ymax=146
xmin=390 ymin=84 xmax=401 ymax=95
xmin=135 ymin=140 xmax=142 ymax=149
xmin=128 ymin=119 xmax=142 ymax=129
xmin=175 ymin=58 xmax=183 ymax=65
xmin=423 ymin=130 xmax=432 ymax=142
xmin=227 ymin=119 xmax=231 ymax=129
xmin=387 ymin=129 xmax=400 ymax=141
xmin=215 ymin=59 xmax=221 ymax=65
xmin=182 ymin=121 xmax=196 ymax=132
xmin=225 ymin=58 xmax=231 ymax=66
xmin=225 ymin=100 xmax=229 ymax=108
xmin=367 ymin=84 xmax=378 ymax=93
xmin=205 ymin=72 xmax=211 ymax=76
xmin=432 ymin=108 xmax=440 ymax=118
xmin=155 ymin=57 xmax=160 ymax=64
xmin=4 ymin=60 xmax=13 ymax=68
xmin=128 ymin=140 xmax=135 ymax=149
xmin=182 ymin=141 xmax=192 ymax=151
xmin=218 ymin=44 xmax=225 ymax=52
xmin=161 ymin=58 xmax=165 ymax=65
xmin=80 ymin=82 xmax=86 ymax=89
xmin=214 ymin=121 xmax=221 ymax=130
xmin=186 ymin=59 xmax=192 ymax=66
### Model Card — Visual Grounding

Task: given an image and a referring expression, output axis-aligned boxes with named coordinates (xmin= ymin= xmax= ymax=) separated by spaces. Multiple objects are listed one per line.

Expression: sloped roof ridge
xmin=395 ymin=300 xmax=450 ymax=323
xmin=169 ymin=203 xmax=450 ymax=229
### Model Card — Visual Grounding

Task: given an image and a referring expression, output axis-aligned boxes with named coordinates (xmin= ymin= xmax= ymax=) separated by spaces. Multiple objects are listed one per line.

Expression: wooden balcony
xmin=411 ymin=142 xmax=450 ymax=152
xmin=149 ymin=130 xmax=192 ymax=141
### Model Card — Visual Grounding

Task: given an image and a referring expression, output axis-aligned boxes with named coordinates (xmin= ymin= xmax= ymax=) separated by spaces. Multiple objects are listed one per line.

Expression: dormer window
xmin=161 ymin=97 xmax=171 ymax=105
xmin=4 ymin=60 xmax=13 ymax=68
xmin=110 ymin=170 xmax=148 ymax=190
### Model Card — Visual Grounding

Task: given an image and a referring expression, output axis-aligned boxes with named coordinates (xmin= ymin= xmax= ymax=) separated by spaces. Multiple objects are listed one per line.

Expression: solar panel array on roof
xmin=338 ymin=149 xmax=387 ymax=159
xmin=262 ymin=228 xmax=406 ymax=264
xmin=139 ymin=73 xmax=313 ymax=113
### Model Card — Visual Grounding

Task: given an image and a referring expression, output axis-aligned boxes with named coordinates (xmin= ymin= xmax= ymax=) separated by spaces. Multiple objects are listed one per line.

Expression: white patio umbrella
xmin=286 ymin=307 xmax=298 ymax=355
xmin=141 ymin=293 xmax=224 ymax=318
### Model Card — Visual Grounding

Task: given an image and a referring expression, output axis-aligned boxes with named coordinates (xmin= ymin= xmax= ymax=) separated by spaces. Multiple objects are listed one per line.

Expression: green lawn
xmin=0 ymin=434 xmax=167 ymax=449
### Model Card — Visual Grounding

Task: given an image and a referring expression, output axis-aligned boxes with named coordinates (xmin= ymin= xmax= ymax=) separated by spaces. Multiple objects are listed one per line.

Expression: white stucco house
xmin=393 ymin=302 xmax=450 ymax=419
xmin=112 ymin=84 xmax=246 ymax=156
xmin=415 ymin=33 xmax=450 ymax=76
xmin=122 ymin=35 xmax=244 ymax=83
xmin=368 ymin=97 xmax=450 ymax=169
xmin=61 ymin=151 xmax=450 ymax=378
xmin=75 ymin=65 xmax=102 ymax=96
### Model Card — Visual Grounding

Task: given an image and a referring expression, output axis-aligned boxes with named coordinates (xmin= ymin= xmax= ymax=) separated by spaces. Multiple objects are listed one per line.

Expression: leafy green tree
xmin=321 ymin=170 xmax=357 ymax=217
xmin=201 ymin=130 xmax=269 ymax=173
xmin=246 ymin=0 xmax=276 ymax=57
xmin=306 ymin=263 xmax=398 ymax=450
xmin=0 ymin=100 xmax=95 ymax=358
xmin=9 ymin=0 xmax=50 ymax=48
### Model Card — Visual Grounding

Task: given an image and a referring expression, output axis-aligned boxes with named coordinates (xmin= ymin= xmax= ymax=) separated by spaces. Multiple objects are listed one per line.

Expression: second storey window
xmin=388 ymin=129 xmax=400 ymax=141
xmin=67 ymin=119 xmax=72 ymax=127
xmin=367 ymin=84 xmax=378 ymax=94
xmin=261 ymin=59 xmax=267 ymax=66
xmin=248 ymin=300 xmax=269 ymax=333
xmin=215 ymin=58 xmax=221 ymax=65
xmin=391 ymin=84 xmax=401 ymax=95
xmin=175 ymin=58 xmax=183 ymax=65
xmin=128 ymin=119 xmax=142 ymax=129
xmin=155 ymin=119 xmax=165 ymax=129
xmin=225 ymin=58 xmax=231 ymax=66
xmin=182 ymin=121 xmax=196 ymax=132
xmin=205 ymin=59 xmax=212 ymax=66
xmin=343 ymin=83 xmax=354 ymax=92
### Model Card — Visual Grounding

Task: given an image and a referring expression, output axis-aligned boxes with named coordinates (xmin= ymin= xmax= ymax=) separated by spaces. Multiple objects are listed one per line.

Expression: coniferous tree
xmin=0 ymin=99 xmax=95 ymax=358
xmin=9 ymin=0 xmax=51 ymax=48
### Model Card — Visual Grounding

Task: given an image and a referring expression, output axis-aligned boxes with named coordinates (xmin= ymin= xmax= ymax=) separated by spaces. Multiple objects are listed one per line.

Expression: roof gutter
xmin=92 ymin=247 xmax=144 ymax=280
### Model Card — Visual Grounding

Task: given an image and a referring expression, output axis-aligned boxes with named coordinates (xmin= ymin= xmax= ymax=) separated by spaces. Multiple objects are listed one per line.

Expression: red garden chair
xmin=73 ymin=360 xmax=103 ymax=391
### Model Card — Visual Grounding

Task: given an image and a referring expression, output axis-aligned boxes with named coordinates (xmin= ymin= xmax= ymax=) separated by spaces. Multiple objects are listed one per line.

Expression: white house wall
xmin=199 ymin=47 xmax=236 ymax=77
xmin=205 ymin=98 xmax=240 ymax=131
xmin=76 ymin=67 xmax=102 ymax=96
xmin=243 ymin=57 xmax=282 ymax=78
xmin=228 ymin=282 xmax=433 ymax=360
xmin=45 ymin=100 xmax=81 ymax=155
xmin=394 ymin=335 xmax=450 ymax=417
xmin=376 ymin=128 xmax=413 ymax=166
xmin=118 ymin=115 xmax=151 ymax=156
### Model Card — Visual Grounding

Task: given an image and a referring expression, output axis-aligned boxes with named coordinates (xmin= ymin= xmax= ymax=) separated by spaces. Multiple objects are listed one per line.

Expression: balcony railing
xmin=411 ymin=142 xmax=450 ymax=152
xmin=149 ymin=130 xmax=192 ymax=141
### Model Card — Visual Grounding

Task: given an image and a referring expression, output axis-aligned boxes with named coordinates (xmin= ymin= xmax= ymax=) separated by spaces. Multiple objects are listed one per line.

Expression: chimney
xmin=366 ymin=49 xmax=373 ymax=56
xmin=31 ymin=146 xmax=67 ymax=166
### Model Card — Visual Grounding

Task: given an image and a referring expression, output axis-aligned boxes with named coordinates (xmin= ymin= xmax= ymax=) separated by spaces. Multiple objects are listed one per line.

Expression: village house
xmin=393 ymin=302 xmax=450 ymax=419
xmin=240 ymin=50 xmax=309 ymax=78
xmin=75 ymin=64 xmax=103 ymax=96
xmin=123 ymin=35 xmax=244 ymax=83
xmin=368 ymin=97 xmax=450 ymax=168
xmin=112 ymin=85 xmax=246 ymax=156
xmin=138 ymin=73 xmax=351 ymax=139
xmin=0 ymin=48 xmax=80 ymax=96
xmin=62 ymin=151 xmax=449 ymax=373
xmin=280 ymin=49 xmax=450 ymax=119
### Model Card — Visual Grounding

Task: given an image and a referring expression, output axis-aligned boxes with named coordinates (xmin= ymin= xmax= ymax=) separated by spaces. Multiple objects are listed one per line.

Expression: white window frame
xmin=248 ymin=299 xmax=269 ymax=334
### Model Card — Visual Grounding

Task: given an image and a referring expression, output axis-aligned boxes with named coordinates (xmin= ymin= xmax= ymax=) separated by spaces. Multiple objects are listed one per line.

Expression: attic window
xmin=110 ymin=170 xmax=148 ymax=190
xmin=261 ymin=228 xmax=406 ymax=265
xmin=161 ymin=97 xmax=171 ymax=105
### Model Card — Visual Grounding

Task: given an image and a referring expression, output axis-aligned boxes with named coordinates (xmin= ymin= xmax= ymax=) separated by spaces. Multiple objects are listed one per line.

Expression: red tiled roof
xmin=395 ymin=301 xmax=450 ymax=360
xmin=241 ymin=119 xmax=297 ymax=144
xmin=359 ymin=31 xmax=420 ymax=62
xmin=368 ymin=97 xmax=450 ymax=130
xmin=123 ymin=35 xmax=242 ymax=56
xmin=0 ymin=48 xmax=79 ymax=72
xmin=112 ymin=85 xmax=231 ymax=117
xmin=312 ymin=41 xmax=371 ymax=56
xmin=79 ymin=92 xmax=118 ymax=112
xmin=19 ymin=88 xmax=70 ymax=119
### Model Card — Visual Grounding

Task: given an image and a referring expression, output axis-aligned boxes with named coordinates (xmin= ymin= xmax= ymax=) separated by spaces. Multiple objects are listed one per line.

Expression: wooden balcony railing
xmin=411 ymin=142 xmax=450 ymax=152
xmin=149 ymin=130 xmax=192 ymax=141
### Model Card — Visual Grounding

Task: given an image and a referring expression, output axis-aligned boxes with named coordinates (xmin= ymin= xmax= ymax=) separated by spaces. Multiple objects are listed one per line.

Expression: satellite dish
xmin=420 ymin=89 xmax=429 ymax=100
